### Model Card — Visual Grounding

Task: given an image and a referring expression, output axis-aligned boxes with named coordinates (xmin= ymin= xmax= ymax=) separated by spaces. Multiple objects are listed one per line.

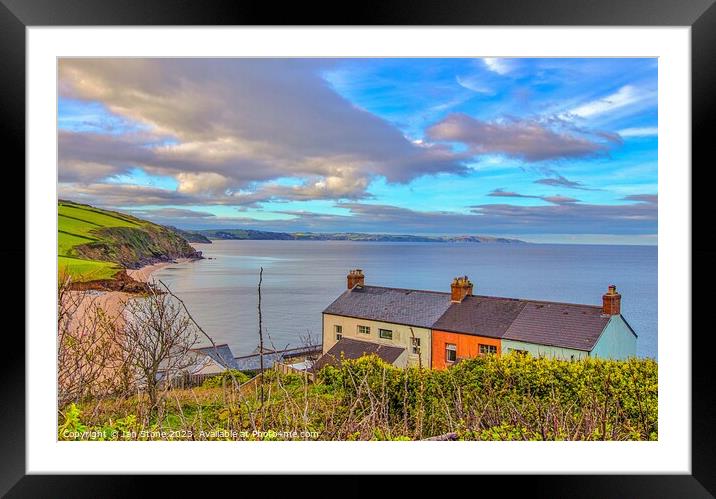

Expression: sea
xmin=152 ymin=240 xmax=657 ymax=359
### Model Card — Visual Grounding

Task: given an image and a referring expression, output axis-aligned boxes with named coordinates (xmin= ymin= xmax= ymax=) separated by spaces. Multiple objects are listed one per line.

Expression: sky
xmin=57 ymin=58 xmax=658 ymax=244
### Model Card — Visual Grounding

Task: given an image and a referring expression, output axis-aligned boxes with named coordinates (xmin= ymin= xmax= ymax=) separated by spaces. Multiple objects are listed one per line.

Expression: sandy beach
xmin=126 ymin=258 xmax=193 ymax=283
xmin=72 ymin=258 xmax=196 ymax=323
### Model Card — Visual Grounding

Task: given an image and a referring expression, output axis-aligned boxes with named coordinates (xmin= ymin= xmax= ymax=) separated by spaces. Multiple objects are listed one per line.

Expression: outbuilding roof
xmin=312 ymin=337 xmax=405 ymax=371
xmin=192 ymin=343 xmax=242 ymax=370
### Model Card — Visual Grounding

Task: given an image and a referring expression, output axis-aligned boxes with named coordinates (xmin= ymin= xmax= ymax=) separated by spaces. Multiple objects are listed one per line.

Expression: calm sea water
xmin=153 ymin=240 xmax=657 ymax=359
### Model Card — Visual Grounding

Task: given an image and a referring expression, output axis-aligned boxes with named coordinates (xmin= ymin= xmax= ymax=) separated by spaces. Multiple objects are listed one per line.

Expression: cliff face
xmin=71 ymin=224 xmax=203 ymax=269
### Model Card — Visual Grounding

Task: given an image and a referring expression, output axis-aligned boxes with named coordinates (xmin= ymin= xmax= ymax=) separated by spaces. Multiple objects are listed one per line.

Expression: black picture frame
xmin=4 ymin=0 xmax=713 ymax=496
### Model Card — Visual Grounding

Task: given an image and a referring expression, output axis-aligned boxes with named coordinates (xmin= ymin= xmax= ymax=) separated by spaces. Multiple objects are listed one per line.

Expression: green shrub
xmin=314 ymin=353 xmax=657 ymax=441
xmin=201 ymin=369 xmax=250 ymax=388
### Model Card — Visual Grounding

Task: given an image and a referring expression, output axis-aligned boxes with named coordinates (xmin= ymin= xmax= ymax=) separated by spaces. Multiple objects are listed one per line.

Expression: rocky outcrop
xmin=68 ymin=270 xmax=152 ymax=293
xmin=67 ymin=222 xmax=203 ymax=294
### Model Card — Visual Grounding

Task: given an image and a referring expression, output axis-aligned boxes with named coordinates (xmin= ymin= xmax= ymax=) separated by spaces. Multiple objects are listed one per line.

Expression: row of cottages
xmin=319 ymin=269 xmax=637 ymax=370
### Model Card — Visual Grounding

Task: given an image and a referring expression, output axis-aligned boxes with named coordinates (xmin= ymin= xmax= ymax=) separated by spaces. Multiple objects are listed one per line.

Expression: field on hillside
xmin=58 ymin=201 xmax=141 ymax=281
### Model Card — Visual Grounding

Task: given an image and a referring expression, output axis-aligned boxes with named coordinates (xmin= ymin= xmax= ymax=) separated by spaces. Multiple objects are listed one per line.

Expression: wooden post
xmin=258 ymin=267 xmax=264 ymax=406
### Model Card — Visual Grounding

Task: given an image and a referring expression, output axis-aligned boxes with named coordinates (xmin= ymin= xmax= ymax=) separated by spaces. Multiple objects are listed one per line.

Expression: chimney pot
xmin=347 ymin=269 xmax=365 ymax=290
xmin=451 ymin=275 xmax=473 ymax=302
xmin=602 ymin=284 xmax=621 ymax=315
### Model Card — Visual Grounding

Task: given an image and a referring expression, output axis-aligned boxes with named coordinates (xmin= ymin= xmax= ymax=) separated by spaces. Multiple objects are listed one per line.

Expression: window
xmin=445 ymin=343 xmax=457 ymax=363
xmin=411 ymin=337 xmax=421 ymax=355
xmin=509 ymin=348 xmax=528 ymax=356
xmin=357 ymin=325 xmax=371 ymax=335
xmin=479 ymin=344 xmax=497 ymax=355
xmin=379 ymin=328 xmax=393 ymax=340
xmin=334 ymin=325 xmax=343 ymax=340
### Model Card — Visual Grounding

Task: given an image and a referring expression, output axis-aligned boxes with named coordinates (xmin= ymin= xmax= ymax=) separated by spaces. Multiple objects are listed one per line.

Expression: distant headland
xmin=192 ymin=228 xmax=526 ymax=244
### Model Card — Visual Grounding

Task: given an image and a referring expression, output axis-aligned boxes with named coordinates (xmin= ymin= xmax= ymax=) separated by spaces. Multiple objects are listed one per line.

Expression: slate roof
xmin=234 ymin=351 xmax=284 ymax=371
xmin=192 ymin=344 xmax=241 ymax=370
xmin=312 ymin=338 xmax=405 ymax=371
xmin=436 ymin=295 xmax=614 ymax=351
xmin=233 ymin=345 xmax=323 ymax=371
xmin=324 ymin=284 xmax=625 ymax=352
xmin=433 ymin=295 xmax=527 ymax=338
xmin=322 ymin=285 xmax=452 ymax=329
xmin=502 ymin=301 xmax=612 ymax=351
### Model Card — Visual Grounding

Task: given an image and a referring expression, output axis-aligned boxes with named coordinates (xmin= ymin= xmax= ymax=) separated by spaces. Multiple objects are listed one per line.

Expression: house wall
xmin=431 ymin=330 xmax=501 ymax=370
xmin=590 ymin=315 xmax=637 ymax=359
xmin=500 ymin=340 xmax=589 ymax=360
xmin=322 ymin=313 xmax=431 ymax=368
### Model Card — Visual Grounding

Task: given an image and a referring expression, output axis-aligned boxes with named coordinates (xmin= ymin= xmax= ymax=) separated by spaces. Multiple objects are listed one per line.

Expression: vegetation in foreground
xmin=60 ymin=354 xmax=657 ymax=441
xmin=58 ymin=200 xmax=201 ymax=282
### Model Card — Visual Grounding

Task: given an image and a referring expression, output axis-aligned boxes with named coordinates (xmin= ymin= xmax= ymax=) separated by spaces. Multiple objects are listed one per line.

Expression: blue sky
xmin=58 ymin=58 xmax=657 ymax=244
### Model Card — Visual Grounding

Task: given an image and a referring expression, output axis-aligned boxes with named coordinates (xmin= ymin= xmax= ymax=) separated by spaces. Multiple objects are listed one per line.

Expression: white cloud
xmin=618 ymin=127 xmax=658 ymax=137
xmin=482 ymin=58 xmax=512 ymax=75
xmin=455 ymin=75 xmax=493 ymax=94
xmin=176 ymin=172 xmax=231 ymax=195
xmin=568 ymin=85 xmax=644 ymax=118
xmin=58 ymin=59 xmax=468 ymax=204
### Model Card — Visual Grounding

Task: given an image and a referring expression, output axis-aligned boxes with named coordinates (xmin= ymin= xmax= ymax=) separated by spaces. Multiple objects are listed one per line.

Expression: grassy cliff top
xmin=58 ymin=200 xmax=199 ymax=283
xmin=58 ymin=201 xmax=138 ymax=281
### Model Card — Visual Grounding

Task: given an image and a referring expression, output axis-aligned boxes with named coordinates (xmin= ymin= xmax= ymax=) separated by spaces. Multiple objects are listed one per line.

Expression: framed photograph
xmin=6 ymin=0 xmax=713 ymax=495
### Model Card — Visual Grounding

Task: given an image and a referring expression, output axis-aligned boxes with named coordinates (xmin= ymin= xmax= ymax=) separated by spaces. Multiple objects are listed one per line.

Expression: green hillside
xmin=58 ymin=200 xmax=201 ymax=282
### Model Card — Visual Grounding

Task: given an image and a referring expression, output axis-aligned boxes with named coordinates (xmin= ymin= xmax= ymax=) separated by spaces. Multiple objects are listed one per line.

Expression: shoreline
xmin=70 ymin=258 xmax=198 ymax=324
xmin=67 ymin=256 xmax=200 ymax=293
xmin=126 ymin=257 xmax=196 ymax=283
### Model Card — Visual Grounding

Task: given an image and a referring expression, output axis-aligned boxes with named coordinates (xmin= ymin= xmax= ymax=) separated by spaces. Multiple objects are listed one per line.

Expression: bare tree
xmin=57 ymin=274 xmax=120 ymax=407
xmin=409 ymin=327 xmax=423 ymax=369
xmin=258 ymin=267 xmax=265 ymax=405
xmin=298 ymin=329 xmax=320 ymax=362
xmin=117 ymin=285 xmax=200 ymax=411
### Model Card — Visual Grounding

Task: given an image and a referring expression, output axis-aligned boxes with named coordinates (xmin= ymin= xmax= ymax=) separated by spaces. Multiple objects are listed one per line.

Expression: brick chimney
xmin=347 ymin=269 xmax=365 ymax=290
xmin=451 ymin=275 xmax=473 ymax=302
xmin=602 ymin=284 xmax=621 ymax=315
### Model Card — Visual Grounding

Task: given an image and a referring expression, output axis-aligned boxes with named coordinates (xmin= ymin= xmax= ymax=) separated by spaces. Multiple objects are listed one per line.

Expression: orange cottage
xmin=431 ymin=330 xmax=501 ymax=370
xmin=430 ymin=294 xmax=526 ymax=370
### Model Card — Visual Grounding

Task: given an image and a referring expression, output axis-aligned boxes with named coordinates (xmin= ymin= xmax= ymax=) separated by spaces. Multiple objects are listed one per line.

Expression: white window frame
xmin=357 ymin=325 xmax=370 ymax=335
xmin=334 ymin=324 xmax=343 ymax=340
xmin=411 ymin=337 xmax=421 ymax=355
xmin=378 ymin=328 xmax=393 ymax=340
xmin=446 ymin=343 xmax=457 ymax=363
xmin=479 ymin=344 xmax=497 ymax=355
